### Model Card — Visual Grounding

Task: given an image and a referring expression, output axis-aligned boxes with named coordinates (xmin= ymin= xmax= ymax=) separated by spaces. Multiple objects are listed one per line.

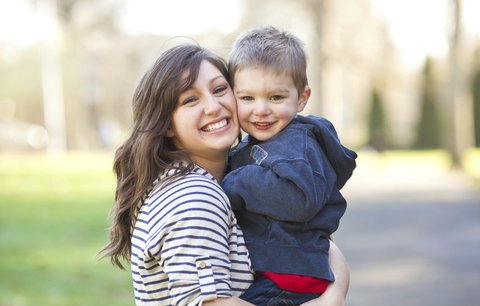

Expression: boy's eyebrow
xmin=235 ymin=89 xmax=249 ymax=94
xmin=235 ymin=88 xmax=290 ymax=94
xmin=270 ymin=89 xmax=290 ymax=93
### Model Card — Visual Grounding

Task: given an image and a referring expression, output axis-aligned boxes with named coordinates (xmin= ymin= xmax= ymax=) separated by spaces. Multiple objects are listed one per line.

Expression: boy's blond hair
xmin=229 ymin=26 xmax=308 ymax=94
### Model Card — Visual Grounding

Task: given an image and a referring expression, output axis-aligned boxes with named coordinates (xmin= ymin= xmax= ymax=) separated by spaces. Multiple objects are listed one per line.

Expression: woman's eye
xmin=213 ymin=86 xmax=227 ymax=95
xmin=182 ymin=96 xmax=197 ymax=105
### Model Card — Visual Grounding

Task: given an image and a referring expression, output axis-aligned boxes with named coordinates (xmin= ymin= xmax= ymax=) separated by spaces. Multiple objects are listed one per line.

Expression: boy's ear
xmin=297 ymin=86 xmax=311 ymax=112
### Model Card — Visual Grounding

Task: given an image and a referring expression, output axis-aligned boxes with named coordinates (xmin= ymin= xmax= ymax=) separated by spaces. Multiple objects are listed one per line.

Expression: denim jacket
xmin=222 ymin=115 xmax=357 ymax=281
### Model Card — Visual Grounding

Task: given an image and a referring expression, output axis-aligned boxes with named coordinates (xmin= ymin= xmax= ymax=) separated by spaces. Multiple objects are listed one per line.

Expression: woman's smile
xmin=201 ymin=118 xmax=229 ymax=132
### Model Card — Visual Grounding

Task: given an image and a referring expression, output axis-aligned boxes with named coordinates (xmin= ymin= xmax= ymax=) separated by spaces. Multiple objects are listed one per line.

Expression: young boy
xmin=222 ymin=26 xmax=357 ymax=305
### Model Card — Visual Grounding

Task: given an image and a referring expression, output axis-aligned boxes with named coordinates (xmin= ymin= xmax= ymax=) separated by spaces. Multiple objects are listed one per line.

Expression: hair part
xmin=100 ymin=44 xmax=230 ymax=268
xmin=229 ymin=25 xmax=308 ymax=94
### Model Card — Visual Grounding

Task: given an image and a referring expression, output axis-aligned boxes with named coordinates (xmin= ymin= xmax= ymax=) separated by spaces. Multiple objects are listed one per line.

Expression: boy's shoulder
xmin=290 ymin=115 xmax=337 ymax=133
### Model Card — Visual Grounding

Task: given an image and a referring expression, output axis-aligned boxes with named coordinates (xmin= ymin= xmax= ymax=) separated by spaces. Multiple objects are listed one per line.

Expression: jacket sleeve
xmin=222 ymin=158 xmax=331 ymax=222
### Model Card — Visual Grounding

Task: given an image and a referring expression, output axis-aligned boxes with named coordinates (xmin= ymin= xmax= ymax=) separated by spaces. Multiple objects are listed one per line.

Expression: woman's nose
xmin=203 ymin=95 xmax=222 ymax=115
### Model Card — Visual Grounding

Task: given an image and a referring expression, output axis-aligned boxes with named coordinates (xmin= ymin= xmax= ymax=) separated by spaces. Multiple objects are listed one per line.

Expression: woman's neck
xmin=206 ymin=161 xmax=228 ymax=183
xmin=191 ymin=155 xmax=228 ymax=183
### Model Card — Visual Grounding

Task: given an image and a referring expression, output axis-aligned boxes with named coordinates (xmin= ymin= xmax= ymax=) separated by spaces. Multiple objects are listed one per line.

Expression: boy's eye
xmin=239 ymin=96 xmax=254 ymax=102
xmin=270 ymin=95 xmax=284 ymax=102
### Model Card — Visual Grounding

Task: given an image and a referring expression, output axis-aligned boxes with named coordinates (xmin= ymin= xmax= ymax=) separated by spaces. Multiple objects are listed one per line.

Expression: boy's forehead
xmin=233 ymin=67 xmax=297 ymax=92
xmin=234 ymin=65 xmax=292 ymax=78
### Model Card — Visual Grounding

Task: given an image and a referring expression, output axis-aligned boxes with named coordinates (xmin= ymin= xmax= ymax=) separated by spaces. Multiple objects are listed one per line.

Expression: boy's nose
xmin=253 ymin=101 xmax=271 ymax=115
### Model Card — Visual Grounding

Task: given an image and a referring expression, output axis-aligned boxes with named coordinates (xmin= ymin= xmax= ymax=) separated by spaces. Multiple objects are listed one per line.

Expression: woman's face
xmin=168 ymin=60 xmax=239 ymax=164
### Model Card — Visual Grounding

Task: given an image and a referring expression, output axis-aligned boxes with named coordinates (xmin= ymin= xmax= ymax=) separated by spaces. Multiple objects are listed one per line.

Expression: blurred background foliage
xmin=1 ymin=0 xmax=480 ymax=305
xmin=1 ymin=0 xmax=480 ymax=159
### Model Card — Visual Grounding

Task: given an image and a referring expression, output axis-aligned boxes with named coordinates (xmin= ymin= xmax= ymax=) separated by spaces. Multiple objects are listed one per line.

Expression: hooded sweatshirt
xmin=222 ymin=115 xmax=357 ymax=281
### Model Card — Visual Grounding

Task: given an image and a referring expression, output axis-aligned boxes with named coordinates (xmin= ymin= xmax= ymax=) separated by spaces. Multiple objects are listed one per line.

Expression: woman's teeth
xmin=202 ymin=119 xmax=227 ymax=132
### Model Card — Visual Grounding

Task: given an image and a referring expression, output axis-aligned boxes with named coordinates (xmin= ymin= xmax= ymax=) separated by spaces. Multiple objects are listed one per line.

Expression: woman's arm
xmin=149 ymin=177 xmax=254 ymax=305
xmin=301 ymin=241 xmax=350 ymax=306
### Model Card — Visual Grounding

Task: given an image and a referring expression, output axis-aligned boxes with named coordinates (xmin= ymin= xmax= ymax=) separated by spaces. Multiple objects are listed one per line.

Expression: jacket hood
xmin=293 ymin=115 xmax=357 ymax=189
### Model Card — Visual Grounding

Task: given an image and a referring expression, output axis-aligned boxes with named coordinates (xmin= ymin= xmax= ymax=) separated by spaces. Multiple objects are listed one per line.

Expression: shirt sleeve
xmin=146 ymin=182 xmax=234 ymax=306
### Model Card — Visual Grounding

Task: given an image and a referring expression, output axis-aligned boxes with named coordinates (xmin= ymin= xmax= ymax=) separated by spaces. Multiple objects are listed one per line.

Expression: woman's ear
xmin=166 ymin=127 xmax=175 ymax=137
xmin=297 ymin=86 xmax=311 ymax=112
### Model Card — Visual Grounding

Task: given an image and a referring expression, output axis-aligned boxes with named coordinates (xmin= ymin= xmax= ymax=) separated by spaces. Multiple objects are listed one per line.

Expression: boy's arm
xmin=223 ymin=159 xmax=329 ymax=222
xmin=224 ymin=127 xmax=340 ymax=223
xmin=300 ymin=241 xmax=349 ymax=306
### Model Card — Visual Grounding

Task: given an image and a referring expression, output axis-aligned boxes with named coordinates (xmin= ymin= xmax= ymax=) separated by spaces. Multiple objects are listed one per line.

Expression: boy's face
xmin=233 ymin=67 xmax=310 ymax=141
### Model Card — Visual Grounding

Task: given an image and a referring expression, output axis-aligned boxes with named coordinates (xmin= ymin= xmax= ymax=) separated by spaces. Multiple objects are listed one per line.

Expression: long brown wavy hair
xmin=100 ymin=44 xmax=231 ymax=269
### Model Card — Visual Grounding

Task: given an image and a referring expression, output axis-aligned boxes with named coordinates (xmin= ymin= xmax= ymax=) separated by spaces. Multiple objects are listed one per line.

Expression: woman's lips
xmin=201 ymin=118 xmax=228 ymax=132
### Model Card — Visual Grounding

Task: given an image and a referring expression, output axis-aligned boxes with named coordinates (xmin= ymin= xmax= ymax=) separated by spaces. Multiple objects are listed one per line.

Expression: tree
xmin=37 ymin=0 xmax=67 ymax=154
xmin=414 ymin=57 xmax=442 ymax=149
xmin=366 ymin=87 xmax=388 ymax=151
xmin=472 ymin=66 xmax=480 ymax=147
xmin=443 ymin=0 xmax=463 ymax=164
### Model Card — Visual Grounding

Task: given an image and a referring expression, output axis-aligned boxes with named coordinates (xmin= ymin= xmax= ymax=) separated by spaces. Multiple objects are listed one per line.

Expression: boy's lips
xmin=252 ymin=121 xmax=274 ymax=130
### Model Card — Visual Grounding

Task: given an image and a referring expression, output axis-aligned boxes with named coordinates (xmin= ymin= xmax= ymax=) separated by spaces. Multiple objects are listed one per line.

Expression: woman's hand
xmin=300 ymin=241 xmax=349 ymax=306
xmin=300 ymin=287 xmax=345 ymax=306
xmin=203 ymin=297 xmax=255 ymax=306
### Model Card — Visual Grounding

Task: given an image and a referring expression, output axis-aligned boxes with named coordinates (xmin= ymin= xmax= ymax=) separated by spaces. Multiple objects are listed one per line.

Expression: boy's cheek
xmin=236 ymin=107 xmax=250 ymax=122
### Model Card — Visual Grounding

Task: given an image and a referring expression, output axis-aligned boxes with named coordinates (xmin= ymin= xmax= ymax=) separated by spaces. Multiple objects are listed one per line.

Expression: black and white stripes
xmin=131 ymin=166 xmax=253 ymax=305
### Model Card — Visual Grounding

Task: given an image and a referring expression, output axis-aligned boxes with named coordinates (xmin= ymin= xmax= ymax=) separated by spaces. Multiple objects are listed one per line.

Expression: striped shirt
xmin=131 ymin=165 xmax=253 ymax=305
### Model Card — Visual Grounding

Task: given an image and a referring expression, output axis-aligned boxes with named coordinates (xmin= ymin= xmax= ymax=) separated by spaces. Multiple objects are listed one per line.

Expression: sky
xmin=119 ymin=0 xmax=244 ymax=36
xmin=0 ymin=0 xmax=38 ymax=47
xmin=1 ymin=0 xmax=480 ymax=69
xmin=371 ymin=0 xmax=480 ymax=68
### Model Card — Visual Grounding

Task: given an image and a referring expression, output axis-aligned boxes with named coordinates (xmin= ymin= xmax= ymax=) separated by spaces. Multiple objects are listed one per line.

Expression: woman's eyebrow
xmin=210 ymin=75 xmax=226 ymax=83
xmin=181 ymin=75 xmax=226 ymax=93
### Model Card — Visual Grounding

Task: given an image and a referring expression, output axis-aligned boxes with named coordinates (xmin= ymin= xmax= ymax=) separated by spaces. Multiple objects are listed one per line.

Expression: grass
xmin=1 ymin=149 xmax=478 ymax=306
xmin=0 ymin=153 xmax=132 ymax=306
xmin=356 ymin=148 xmax=480 ymax=181
xmin=462 ymin=148 xmax=480 ymax=182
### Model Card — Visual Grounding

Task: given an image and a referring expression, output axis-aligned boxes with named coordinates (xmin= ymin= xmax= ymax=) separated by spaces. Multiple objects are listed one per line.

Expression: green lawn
xmin=463 ymin=148 xmax=480 ymax=181
xmin=0 ymin=153 xmax=132 ymax=306
xmin=1 ymin=150 xmax=478 ymax=306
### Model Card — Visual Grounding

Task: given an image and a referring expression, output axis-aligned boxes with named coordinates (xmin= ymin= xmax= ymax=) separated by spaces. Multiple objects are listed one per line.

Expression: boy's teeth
xmin=203 ymin=119 xmax=227 ymax=132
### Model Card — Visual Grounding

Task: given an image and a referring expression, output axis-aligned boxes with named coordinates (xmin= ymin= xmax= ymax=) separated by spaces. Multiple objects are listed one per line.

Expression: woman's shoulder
xmin=146 ymin=165 xmax=230 ymax=215
xmin=149 ymin=164 xmax=216 ymax=193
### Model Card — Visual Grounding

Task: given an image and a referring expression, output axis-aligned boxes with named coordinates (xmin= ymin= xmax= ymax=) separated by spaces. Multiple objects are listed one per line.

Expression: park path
xmin=335 ymin=154 xmax=480 ymax=306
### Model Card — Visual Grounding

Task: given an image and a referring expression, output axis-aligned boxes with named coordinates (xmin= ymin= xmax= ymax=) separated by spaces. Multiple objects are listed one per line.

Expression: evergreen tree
xmin=367 ymin=87 xmax=388 ymax=151
xmin=472 ymin=68 xmax=480 ymax=147
xmin=414 ymin=57 xmax=442 ymax=149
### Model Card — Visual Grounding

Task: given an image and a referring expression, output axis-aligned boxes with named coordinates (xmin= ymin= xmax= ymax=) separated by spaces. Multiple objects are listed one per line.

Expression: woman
xmin=101 ymin=44 xmax=349 ymax=305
